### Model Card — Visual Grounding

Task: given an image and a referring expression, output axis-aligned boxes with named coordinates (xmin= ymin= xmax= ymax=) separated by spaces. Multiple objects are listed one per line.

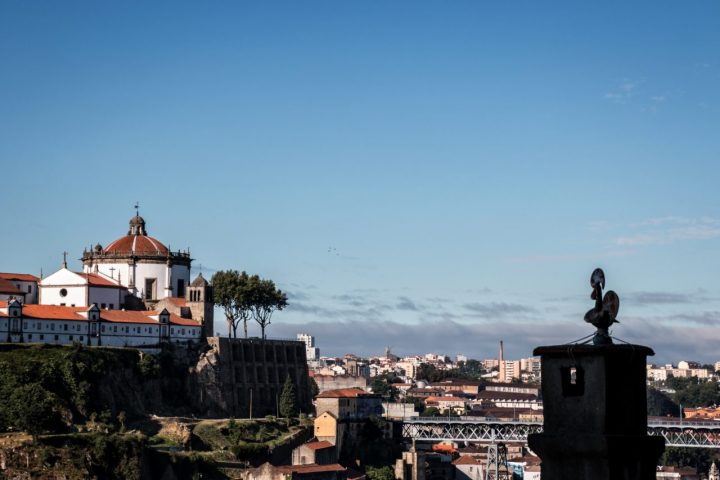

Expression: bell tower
xmin=186 ymin=273 xmax=214 ymax=338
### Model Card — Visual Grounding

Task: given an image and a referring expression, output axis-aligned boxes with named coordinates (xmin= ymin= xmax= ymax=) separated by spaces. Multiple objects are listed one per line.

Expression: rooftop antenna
xmin=62 ymin=251 xmax=68 ymax=269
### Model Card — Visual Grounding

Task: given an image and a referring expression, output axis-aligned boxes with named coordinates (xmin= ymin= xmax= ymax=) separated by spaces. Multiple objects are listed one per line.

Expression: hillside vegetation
xmin=0 ymin=343 xmax=193 ymax=436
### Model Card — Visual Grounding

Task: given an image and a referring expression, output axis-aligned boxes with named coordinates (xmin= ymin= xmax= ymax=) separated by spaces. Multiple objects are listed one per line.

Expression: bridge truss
xmin=400 ymin=418 xmax=720 ymax=448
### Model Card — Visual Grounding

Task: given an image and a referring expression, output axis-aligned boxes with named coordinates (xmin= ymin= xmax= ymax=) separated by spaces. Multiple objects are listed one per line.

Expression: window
xmin=561 ymin=366 xmax=585 ymax=396
xmin=145 ymin=278 xmax=157 ymax=300
xmin=80 ymin=336 xmax=83 ymax=341
xmin=27 ymin=285 xmax=31 ymax=293
xmin=23 ymin=322 xmax=27 ymax=329
xmin=69 ymin=335 xmax=73 ymax=341
xmin=114 ymin=326 xmax=117 ymax=332
xmin=102 ymin=325 xmax=105 ymax=332
xmin=40 ymin=334 xmax=44 ymax=340
xmin=101 ymin=303 xmax=106 ymax=309
xmin=51 ymin=324 xmax=55 ymax=331
xmin=27 ymin=334 xmax=32 ymax=340
xmin=59 ymin=288 xmax=67 ymax=297
xmin=54 ymin=335 xmax=59 ymax=341
xmin=60 ymin=303 xmax=66 ymax=306
xmin=109 ymin=304 xmax=114 ymax=309
xmin=64 ymin=324 xmax=68 ymax=331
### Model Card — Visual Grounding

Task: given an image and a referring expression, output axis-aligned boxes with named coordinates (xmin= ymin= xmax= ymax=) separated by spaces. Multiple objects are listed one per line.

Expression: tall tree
xmin=308 ymin=376 xmax=320 ymax=400
xmin=211 ymin=270 xmax=252 ymax=338
xmin=279 ymin=375 xmax=297 ymax=418
xmin=249 ymin=276 xmax=288 ymax=339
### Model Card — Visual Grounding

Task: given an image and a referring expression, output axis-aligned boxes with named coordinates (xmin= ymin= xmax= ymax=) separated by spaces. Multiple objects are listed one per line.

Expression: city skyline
xmin=2 ymin=2 xmax=720 ymax=363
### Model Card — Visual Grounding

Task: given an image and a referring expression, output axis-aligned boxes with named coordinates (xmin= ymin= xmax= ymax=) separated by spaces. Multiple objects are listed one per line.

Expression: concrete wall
xmin=313 ymin=374 xmax=368 ymax=393
xmin=199 ymin=337 xmax=312 ymax=418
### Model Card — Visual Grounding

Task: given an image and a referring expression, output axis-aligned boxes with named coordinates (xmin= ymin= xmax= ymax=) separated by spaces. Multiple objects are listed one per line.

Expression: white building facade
xmin=0 ymin=299 xmax=201 ymax=349
xmin=297 ymin=333 xmax=320 ymax=362
xmin=81 ymin=215 xmax=191 ymax=302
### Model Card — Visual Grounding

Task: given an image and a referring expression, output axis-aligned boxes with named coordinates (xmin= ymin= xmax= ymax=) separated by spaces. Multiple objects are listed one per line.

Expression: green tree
xmin=371 ymin=378 xmax=399 ymax=401
xmin=249 ymin=276 xmax=288 ymax=339
xmin=647 ymin=387 xmax=681 ymax=417
xmin=280 ymin=375 xmax=297 ymax=418
xmin=662 ymin=447 xmax=715 ymax=474
xmin=211 ymin=270 xmax=252 ymax=338
xmin=421 ymin=407 xmax=440 ymax=417
xmin=308 ymin=376 xmax=320 ymax=400
xmin=10 ymin=384 xmax=60 ymax=441
xmin=366 ymin=466 xmax=395 ymax=480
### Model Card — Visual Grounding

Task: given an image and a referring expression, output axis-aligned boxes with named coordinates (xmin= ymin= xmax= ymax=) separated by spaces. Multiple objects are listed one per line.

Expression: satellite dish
xmin=603 ymin=290 xmax=620 ymax=319
xmin=590 ymin=268 xmax=605 ymax=289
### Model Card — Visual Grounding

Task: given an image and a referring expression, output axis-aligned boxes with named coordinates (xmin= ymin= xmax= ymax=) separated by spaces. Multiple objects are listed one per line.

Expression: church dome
xmin=103 ymin=215 xmax=169 ymax=255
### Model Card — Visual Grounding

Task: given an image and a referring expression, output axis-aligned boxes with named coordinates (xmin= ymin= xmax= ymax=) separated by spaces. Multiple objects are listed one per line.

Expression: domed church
xmin=81 ymin=214 xmax=192 ymax=302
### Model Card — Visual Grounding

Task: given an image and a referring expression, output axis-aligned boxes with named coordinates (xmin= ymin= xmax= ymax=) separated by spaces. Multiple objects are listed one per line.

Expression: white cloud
xmin=613 ymin=216 xmax=720 ymax=246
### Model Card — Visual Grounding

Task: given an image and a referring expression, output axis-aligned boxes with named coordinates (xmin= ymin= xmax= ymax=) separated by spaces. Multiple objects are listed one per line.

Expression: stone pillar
xmin=395 ymin=444 xmax=425 ymax=480
xmin=528 ymin=344 xmax=664 ymax=480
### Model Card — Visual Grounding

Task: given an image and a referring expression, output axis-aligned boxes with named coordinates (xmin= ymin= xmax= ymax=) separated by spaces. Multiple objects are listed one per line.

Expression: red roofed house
xmin=245 ymin=462 xmax=347 ymax=480
xmin=292 ymin=440 xmax=337 ymax=465
xmin=40 ymin=268 xmax=128 ymax=310
xmin=0 ymin=273 xmax=39 ymax=303
xmin=0 ymin=278 xmax=27 ymax=303
xmin=424 ymin=396 xmax=467 ymax=415
xmin=453 ymin=455 xmax=484 ymax=480
xmin=315 ymin=388 xmax=382 ymax=420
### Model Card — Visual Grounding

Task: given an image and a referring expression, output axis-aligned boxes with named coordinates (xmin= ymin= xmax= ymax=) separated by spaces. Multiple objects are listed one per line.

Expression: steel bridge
xmin=400 ymin=417 xmax=720 ymax=448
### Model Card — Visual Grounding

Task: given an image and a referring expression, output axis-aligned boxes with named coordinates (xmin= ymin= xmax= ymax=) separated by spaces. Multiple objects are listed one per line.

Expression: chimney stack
xmin=499 ymin=340 xmax=505 ymax=382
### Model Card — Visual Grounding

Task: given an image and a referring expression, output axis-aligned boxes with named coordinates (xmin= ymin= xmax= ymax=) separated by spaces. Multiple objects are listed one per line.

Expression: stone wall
xmin=313 ymin=374 xmax=368 ymax=393
xmin=191 ymin=337 xmax=312 ymax=418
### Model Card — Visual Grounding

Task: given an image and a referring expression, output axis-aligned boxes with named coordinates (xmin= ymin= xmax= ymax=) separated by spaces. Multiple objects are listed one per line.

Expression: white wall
xmin=0 ymin=316 xmax=203 ymax=347
xmin=40 ymin=269 xmax=88 ymax=306
xmin=87 ymin=262 xmax=190 ymax=300
xmin=88 ymin=287 xmax=124 ymax=309
xmin=41 ymin=285 xmax=87 ymax=307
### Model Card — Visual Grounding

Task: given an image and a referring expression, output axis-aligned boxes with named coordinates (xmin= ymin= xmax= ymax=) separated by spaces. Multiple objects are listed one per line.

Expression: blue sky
xmin=2 ymin=1 xmax=720 ymax=363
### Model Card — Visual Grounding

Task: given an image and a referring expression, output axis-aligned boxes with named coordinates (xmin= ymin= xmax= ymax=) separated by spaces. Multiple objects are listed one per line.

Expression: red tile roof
xmin=453 ymin=455 xmax=483 ymax=466
xmin=21 ymin=305 xmax=87 ymax=321
xmin=76 ymin=273 xmax=125 ymax=288
xmin=425 ymin=396 xmax=466 ymax=403
xmin=2 ymin=303 xmax=199 ymax=327
xmin=276 ymin=464 xmax=346 ymax=474
xmin=0 ymin=278 xmax=24 ymax=295
xmin=304 ymin=440 xmax=334 ymax=450
xmin=164 ymin=297 xmax=188 ymax=307
xmin=476 ymin=391 xmax=537 ymax=401
xmin=104 ymin=235 xmax=169 ymax=255
xmin=0 ymin=273 xmax=40 ymax=282
xmin=317 ymin=388 xmax=369 ymax=398
xmin=101 ymin=309 xmax=199 ymax=326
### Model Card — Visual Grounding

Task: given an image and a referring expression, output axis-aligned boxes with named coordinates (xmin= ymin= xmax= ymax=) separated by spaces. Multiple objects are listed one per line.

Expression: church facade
xmin=1 ymin=213 xmax=213 ymax=348
xmin=80 ymin=214 xmax=192 ymax=302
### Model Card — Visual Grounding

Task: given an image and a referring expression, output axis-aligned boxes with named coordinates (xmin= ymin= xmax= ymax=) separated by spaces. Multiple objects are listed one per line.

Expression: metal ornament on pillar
xmin=583 ymin=268 xmax=620 ymax=345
